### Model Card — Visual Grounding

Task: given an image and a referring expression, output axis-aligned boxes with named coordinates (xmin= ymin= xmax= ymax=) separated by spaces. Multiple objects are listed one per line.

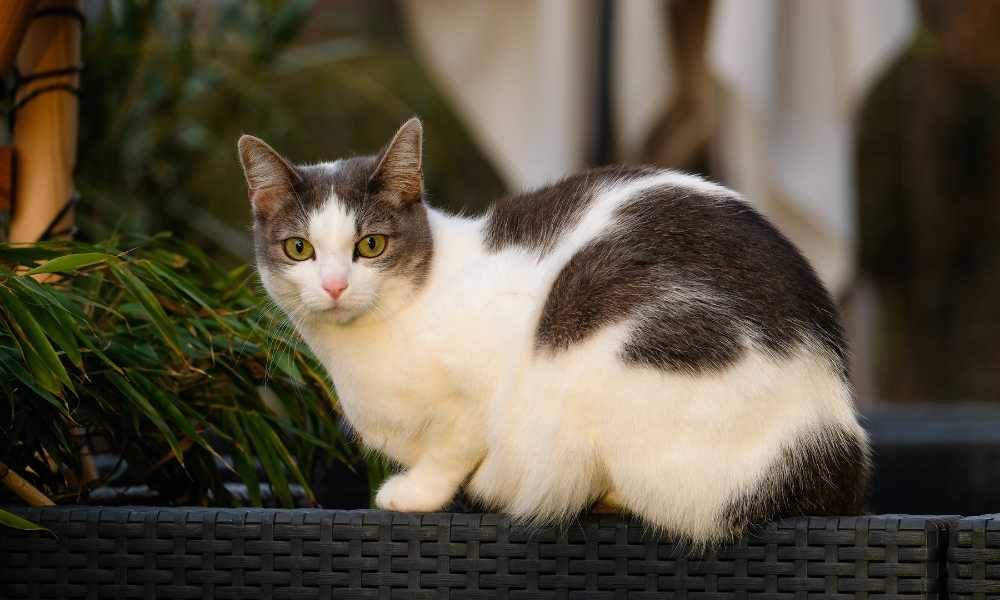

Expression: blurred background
xmin=3 ymin=0 xmax=999 ymax=515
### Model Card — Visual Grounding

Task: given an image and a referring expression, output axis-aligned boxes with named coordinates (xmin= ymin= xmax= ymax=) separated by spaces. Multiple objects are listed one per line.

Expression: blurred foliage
xmin=76 ymin=0 xmax=505 ymax=258
xmin=856 ymin=0 xmax=1000 ymax=403
xmin=0 ymin=234 xmax=354 ymax=506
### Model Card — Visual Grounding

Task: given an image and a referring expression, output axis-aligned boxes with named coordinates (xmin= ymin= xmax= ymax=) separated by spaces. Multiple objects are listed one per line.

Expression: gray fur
xmin=535 ymin=183 xmax=847 ymax=376
xmin=723 ymin=424 xmax=871 ymax=537
xmin=482 ymin=166 xmax=659 ymax=257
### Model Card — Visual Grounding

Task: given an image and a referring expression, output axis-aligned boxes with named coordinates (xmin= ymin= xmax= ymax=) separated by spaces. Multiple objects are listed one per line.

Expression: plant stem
xmin=0 ymin=461 xmax=56 ymax=506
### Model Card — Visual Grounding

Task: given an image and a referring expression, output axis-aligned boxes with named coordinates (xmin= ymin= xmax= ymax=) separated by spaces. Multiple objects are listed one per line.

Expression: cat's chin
xmin=303 ymin=303 xmax=370 ymax=326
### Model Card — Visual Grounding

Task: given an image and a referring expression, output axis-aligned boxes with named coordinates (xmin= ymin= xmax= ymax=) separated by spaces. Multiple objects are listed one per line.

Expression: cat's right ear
xmin=237 ymin=135 xmax=301 ymax=216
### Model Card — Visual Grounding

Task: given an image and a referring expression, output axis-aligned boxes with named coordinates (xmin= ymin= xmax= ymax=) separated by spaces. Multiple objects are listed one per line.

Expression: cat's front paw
xmin=375 ymin=473 xmax=455 ymax=512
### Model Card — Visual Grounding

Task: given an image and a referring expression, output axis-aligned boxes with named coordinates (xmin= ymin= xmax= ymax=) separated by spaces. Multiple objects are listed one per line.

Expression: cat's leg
xmin=591 ymin=489 xmax=625 ymax=514
xmin=375 ymin=443 xmax=483 ymax=512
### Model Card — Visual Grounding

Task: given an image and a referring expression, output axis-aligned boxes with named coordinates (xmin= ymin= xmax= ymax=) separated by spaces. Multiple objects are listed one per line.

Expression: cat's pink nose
xmin=323 ymin=280 xmax=348 ymax=300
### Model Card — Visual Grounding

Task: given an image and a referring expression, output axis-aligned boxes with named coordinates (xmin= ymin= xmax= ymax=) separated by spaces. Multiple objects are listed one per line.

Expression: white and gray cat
xmin=238 ymin=117 xmax=870 ymax=543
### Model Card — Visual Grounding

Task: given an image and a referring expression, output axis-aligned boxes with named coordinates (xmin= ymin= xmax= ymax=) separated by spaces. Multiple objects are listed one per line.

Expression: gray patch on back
xmin=482 ymin=165 xmax=658 ymax=256
xmin=535 ymin=175 xmax=848 ymax=376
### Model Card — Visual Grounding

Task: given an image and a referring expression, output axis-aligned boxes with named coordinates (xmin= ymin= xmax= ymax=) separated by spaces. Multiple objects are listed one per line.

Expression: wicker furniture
xmin=0 ymin=507 xmax=954 ymax=599
xmin=948 ymin=514 xmax=1000 ymax=600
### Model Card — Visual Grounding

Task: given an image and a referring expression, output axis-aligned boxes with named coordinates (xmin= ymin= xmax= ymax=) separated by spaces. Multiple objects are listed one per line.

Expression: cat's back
xmin=479 ymin=165 xmax=846 ymax=377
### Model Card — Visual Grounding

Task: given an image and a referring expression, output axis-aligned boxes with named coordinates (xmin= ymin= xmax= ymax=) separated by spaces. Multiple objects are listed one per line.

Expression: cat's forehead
xmin=296 ymin=155 xmax=378 ymax=217
xmin=308 ymin=198 xmax=357 ymax=244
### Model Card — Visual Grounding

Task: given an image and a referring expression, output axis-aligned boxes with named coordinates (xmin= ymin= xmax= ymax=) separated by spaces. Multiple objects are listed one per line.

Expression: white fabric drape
xmin=708 ymin=0 xmax=915 ymax=291
xmin=401 ymin=0 xmax=914 ymax=292
xmin=401 ymin=0 xmax=673 ymax=190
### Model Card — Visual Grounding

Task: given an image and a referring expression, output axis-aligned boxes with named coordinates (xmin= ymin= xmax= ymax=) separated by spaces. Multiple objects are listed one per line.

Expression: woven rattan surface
xmin=0 ymin=508 xmax=950 ymax=599
xmin=948 ymin=514 xmax=1000 ymax=600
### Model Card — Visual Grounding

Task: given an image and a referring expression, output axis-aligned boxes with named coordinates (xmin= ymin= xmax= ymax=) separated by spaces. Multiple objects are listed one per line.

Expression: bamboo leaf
xmin=272 ymin=351 xmax=304 ymax=384
xmin=243 ymin=413 xmax=294 ymax=507
xmin=134 ymin=373 xmax=230 ymax=469
xmin=24 ymin=252 xmax=113 ymax=275
xmin=221 ymin=412 xmax=262 ymax=506
xmin=0 ymin=348 xmax=69 ymax=414
xmin=30 ymin=306 xmax=84 ymax=370
xmin=0 ymin=288 xmax=74 ymax=394
xmin=0 ymin=509 xmax=53 ymax=534
xmin=108 ymin=262 xmax=183 ymax=356
xmin=255 ymin=414 xmax=315 ymax=505
xmin=106 ymin=371 xmax=184 ymax=465
xmin=144 ymin=261 xmax=235 ymax=333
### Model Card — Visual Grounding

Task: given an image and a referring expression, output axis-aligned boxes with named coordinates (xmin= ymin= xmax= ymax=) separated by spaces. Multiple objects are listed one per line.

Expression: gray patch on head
xmin=252 ymin=154 xmax=433 ymax=287
xmin=535 ymin=176 xmax=848 ymax=376
xmin=482 ymin=165 xmax=659 ymax=257
xmin=354 ymin=193 xmax=434 ymax=286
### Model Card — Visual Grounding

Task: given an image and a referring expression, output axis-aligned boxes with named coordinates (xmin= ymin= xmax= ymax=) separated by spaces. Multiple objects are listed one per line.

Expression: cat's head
xmin=237 ymin=118 xmax=432 ymax=326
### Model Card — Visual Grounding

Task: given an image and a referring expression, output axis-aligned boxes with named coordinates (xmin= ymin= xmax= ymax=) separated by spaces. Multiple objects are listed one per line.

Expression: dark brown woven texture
xmin=0 ymin=508 xmax=950 ymax=599
xmin=948 ymin=514 xmax=1000 ymax=600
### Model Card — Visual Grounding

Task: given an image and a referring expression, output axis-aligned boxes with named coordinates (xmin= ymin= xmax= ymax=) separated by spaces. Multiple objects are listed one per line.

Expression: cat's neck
xmin=424 ymin=205 xmax=487 ymax=280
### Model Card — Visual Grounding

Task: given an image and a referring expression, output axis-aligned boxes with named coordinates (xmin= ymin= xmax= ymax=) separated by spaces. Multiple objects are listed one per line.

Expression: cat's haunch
xmin=238 ymin=117 xmax=870 ymax=544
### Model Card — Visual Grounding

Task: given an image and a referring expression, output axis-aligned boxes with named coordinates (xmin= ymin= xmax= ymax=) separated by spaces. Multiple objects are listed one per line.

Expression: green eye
xmin=283 ymin=237 xmax=314 ymax=261
xmin=356 ymin=234 xmax=387 ymax=258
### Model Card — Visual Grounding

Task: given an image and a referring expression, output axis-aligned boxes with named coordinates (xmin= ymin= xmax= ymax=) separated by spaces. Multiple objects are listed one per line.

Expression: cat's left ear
xmin=237 ymin=134 xmax=301 ymax=217
xmin=370 ymin=117 xmax=423 ymax=205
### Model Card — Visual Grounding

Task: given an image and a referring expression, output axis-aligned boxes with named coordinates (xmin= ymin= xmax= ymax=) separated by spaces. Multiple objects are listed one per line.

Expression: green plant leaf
xmin=24 ymin=252 xmax=113 ymax=275
xmin=256 ymin=417 xmax=315 ymax=504
xmin=0 ymin=232 xmax=354 ymax=508
xmin=221 ymin=412 xmax=262 ymax=506
xmin=106 ymin=371 xmax=184 ymax=466
xmin=0 ymin=509 xmax=53 ymax=534
xmin=30 ymin=305 xmax=84 ymax=370
xmin=272 ymin=351 xmax=304 ymax=384
xmin=108 ymin=262 xmax=183 ymax=357
xmin=243 ymin=413 xmax=294 ymax=507
xmin=0 ymin=348 xmax=69 ymax=414
xmin=0 ymin=287 xmax=74 ymax=395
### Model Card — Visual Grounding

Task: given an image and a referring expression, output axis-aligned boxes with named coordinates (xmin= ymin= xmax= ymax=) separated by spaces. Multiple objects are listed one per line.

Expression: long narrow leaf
xmin=0 ymin=287 xmax=74 ymax=394
xmin=106 ymin=371 xmax=185 ymax=465
xmin=24 ymin=252 xmax=113 ymax=275
xmin=243 ymin=413 xmax=294 ymax=507
xmin=108 ymin=262 xmax=183 ymax=356
xmin=30 ymin=306 xmax=84 ymax=370
xmin=0 ymin=509 xmax=53 ymax=534
xmin=221 ymin=412 xmax=262 ymax=506
xmin=255 ymin=413 xmax=315 ymax=505
xmin=0 ymin=348 xmax=69 ymax=414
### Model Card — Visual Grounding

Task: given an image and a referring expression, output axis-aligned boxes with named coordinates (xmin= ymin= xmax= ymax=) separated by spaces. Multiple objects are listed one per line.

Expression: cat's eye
xmin=283 ymin=237 xmax=315 ymax=261
xmin=356 ymin=234 xmax=387 ymax=258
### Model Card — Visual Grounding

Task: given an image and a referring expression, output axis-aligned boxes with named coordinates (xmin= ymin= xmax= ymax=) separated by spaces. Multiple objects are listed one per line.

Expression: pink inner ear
xmin=250 ymin=189 xmax=276 ymax=216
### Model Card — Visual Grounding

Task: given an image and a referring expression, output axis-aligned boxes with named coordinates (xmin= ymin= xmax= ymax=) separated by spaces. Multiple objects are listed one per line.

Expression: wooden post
xmin=9 ymin=0 xmax=81 ymax=243
xmin=0 ymin=1 xmax=35 ymax=72
xmin=0 ymin=2 xmax=35 ymax=232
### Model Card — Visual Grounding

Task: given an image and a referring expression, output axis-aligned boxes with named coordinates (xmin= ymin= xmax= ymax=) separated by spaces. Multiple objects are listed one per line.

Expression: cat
xmin=238 ymin=117 xmax=870 ymax=543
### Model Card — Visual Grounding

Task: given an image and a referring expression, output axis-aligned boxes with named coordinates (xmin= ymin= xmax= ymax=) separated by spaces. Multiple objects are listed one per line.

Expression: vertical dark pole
xmin=592 ymin=0 xmax=614 ymax=166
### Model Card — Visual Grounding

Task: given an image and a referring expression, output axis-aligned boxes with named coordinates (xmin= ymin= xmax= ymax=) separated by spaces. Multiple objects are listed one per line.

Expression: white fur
xmin=262 ymin=171 xmax=866 ymax=543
